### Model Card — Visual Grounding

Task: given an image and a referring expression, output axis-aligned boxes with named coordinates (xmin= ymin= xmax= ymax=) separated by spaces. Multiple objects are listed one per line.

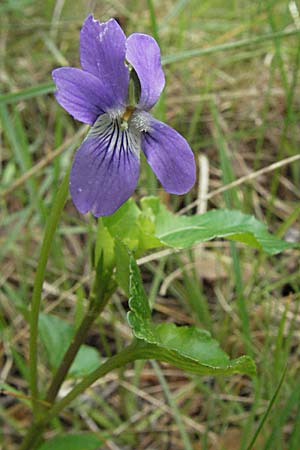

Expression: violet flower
xmin=52 ymin=15 xmax=196 ymax=216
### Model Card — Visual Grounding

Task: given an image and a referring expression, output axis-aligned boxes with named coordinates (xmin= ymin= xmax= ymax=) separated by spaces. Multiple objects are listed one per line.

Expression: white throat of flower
xmin=87 ymin=109 xmax=151 ymax=160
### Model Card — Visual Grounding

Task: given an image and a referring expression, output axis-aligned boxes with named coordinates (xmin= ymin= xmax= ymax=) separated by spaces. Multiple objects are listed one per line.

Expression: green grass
xmin=1 ymin=0 xmax=300 ymax=449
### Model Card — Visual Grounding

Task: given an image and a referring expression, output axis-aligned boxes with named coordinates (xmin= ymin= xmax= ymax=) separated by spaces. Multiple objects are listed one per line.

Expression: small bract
xmin=52 ymin=15 xmax=196 ymax=216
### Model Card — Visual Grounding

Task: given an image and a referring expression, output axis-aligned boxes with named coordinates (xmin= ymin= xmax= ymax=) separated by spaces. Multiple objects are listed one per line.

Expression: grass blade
xmin=245 ymin=365 xmax=287 ymax=450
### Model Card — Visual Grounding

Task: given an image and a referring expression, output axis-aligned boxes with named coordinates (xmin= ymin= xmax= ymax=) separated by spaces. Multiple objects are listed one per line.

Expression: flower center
xmin=122 ymin=106 xmax=135 ymax=121
xmin=120 ymin=106 xmax=135 ymax=130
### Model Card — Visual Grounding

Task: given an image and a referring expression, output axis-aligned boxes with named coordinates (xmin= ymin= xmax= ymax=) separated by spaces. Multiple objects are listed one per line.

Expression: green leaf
xmin=136 ymin=212 xmax=162 ymax=251
xmin=114 ymin=239 xmax=131 ymax=295
xmin=128 ymin=257 xmax=256 ymax=376
xmin=69 ymin=346 xmax=102 ymax=378
xmin=101 ymin=197 xmax=294 ymax=267
xmin=39 ymin=314 xmax=101 ymax=378
xmin=142 ymin=198 xmax=295 ymax=255
xmin=38 ymin=433 xmax=102 ymax=450
xmin=94 ymin=219 xmax=115 ymax=270
xmin=103 ymin=199 xmax=141 ymax=250
xmin=103 ymin=198 xmax=161 ymax=255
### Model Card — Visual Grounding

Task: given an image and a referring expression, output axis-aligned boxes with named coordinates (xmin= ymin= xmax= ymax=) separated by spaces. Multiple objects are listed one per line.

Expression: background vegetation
xmin=1 ymin=0 xmax=300 ymax=448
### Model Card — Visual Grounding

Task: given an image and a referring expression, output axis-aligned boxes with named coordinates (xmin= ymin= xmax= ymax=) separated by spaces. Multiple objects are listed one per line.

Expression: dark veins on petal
xmin=70 ymin=113 xmax=141 ymax=216
xmin=89 ymin=114 xmax=139 ymax=169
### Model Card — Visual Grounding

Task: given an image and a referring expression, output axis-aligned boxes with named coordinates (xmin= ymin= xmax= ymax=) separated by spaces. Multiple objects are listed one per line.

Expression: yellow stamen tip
xmin=122 ymin=106 xmax=134 ymax=121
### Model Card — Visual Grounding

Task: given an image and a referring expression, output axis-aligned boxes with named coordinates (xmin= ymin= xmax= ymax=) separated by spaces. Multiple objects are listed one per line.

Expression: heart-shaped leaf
xmin=38 ymin=433 xmax=102 ymax=450
xmin=128 ymin=256 xmax=256 ymax=376
xmin=39 ymin=314 xmax=101 ymax=378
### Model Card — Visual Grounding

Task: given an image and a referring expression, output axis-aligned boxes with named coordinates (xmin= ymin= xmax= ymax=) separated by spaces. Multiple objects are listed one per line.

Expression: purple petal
xmin=52 ymin=67 xmax=118 ymax=124
xmin=70 ymin=114 xmax=140 ymax=217
xmin=141 ymin=114 xmax=196 ymax=194
xmin=80 ymin=15 xmax=129 ymax=107
xmin=126 ymin=33 xmax=165 ymax=110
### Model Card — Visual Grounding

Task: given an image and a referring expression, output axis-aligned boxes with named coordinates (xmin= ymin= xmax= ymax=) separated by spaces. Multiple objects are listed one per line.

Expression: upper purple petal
xmin=140 ymin=114 xmax=196 ymax=194
xmin=80 ymin=15 xmax=129 ymax=107
xmin=126 ymin=33 xmax=165 ymax=110
xmin=70 ymin=114 xmax=140 ymax=217
xmin=52 ymin=67 xmax=118 ymax=124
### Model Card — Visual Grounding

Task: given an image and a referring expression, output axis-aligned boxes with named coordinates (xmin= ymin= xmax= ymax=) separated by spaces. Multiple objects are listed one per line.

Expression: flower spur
xmin=52 ymin=15 xmax=196 ymax=216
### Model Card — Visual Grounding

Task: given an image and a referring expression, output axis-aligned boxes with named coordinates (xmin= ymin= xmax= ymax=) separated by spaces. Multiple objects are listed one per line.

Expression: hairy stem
xmin=29 ymin=169 xmax=69 ymax=417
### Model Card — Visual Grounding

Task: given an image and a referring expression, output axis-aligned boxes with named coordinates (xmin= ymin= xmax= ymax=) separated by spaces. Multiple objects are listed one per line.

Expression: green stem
xmin=22 ymin=340 xmax=204 ymax=450
xmin=20 ymin=342 xmax=147 ymax=450
xmin=44 ymin=309 xmax=98 ymax=404
xmin=48 ymin=343 xmax=144 ymax=419
xmin=44 ymin=289 xmax=112 ymax=405
xmin=29 ymin=169 xmax=69 ymax=417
